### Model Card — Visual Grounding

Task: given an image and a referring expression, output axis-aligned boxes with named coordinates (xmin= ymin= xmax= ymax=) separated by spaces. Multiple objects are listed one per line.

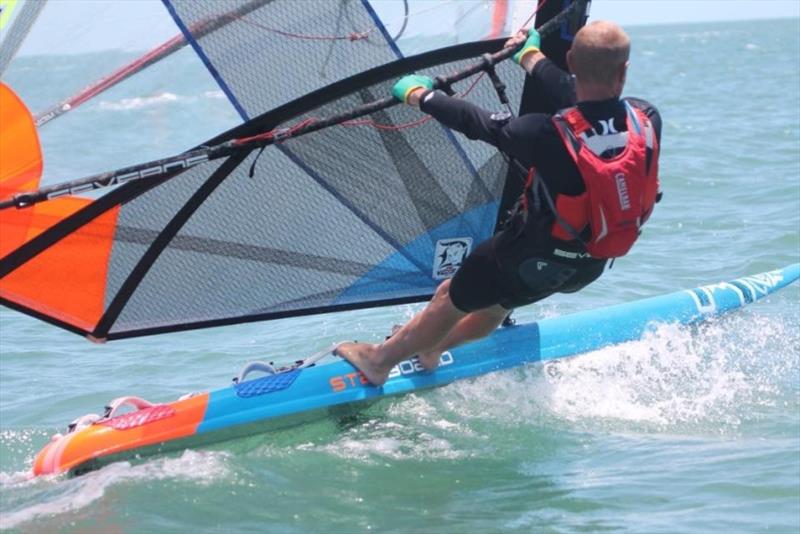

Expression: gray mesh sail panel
xmin=0 ymin=0 xmax=45 ymax=75
xmin=105 ymin=160 xmax=228 ymax=309
xmin=167 ymin=0 xmax=403 ymax=118
xmin=107 ymin=47 xmax=525 ymax=336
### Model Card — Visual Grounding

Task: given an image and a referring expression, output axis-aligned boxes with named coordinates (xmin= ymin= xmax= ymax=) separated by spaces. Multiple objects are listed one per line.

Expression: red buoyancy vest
xmin=537 ymin=102 xmax=660 ymax=259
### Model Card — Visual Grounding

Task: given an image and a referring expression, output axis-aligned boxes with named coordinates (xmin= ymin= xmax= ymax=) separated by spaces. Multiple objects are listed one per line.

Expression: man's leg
xmin=335 ymin=279 xmax=467 ymax=385
xmin=417 ymin=305 xmax=510 ymax=369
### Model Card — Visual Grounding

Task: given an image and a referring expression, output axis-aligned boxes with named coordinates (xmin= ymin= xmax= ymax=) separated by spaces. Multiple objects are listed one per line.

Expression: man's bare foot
xmin=334 ymin=342 xmax=392 ymax=386
xmin=416 ymin=350 xmax=442 ymax=371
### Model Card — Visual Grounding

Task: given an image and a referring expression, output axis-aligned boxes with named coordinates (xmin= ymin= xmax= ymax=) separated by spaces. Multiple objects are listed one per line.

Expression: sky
xmin=9 ymin=0 xmax=800 ymax=56
xmin=563 ymin=0 xmax=800 ymax=27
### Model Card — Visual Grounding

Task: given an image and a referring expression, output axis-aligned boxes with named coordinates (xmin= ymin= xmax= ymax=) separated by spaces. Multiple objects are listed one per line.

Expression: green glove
xmin=391 ymin=74 xmax=434 ymax=104
xmin=513 ymin=28 xmax=541 ymax=64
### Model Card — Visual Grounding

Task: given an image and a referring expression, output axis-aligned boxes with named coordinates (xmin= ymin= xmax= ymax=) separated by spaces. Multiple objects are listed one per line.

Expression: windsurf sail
xmin=0 ymin=0 xmax=589 ymax=341
xmin=0 ymin=0 xmax=45 ymax=75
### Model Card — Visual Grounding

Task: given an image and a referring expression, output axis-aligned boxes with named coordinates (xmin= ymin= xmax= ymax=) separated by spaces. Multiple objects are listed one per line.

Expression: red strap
xmin=561 ymin=107 xmax=592 ymax=135
xmin=520 ymin=166 xmax=537 ymax=212
xmin=552 ymin=117 xmax=580 ymax=160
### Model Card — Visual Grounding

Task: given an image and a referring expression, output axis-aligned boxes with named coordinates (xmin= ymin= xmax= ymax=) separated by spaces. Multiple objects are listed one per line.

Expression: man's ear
xmin=566 ymin=50 xmax=574 ymax=74
xmin=618 ymin=60 xmax=629 ymax=87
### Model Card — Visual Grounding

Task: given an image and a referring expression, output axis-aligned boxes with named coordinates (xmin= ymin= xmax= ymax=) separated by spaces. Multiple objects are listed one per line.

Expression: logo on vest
xmin=433 ymin=238 xmax=472 ymax=280
xmin=598 ymin=118 xmax=618 ymax=135
xmin=615 ymin=173 xmax=631 ymax=210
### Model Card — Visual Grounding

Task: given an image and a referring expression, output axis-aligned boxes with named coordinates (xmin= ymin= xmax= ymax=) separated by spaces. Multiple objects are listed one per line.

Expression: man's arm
xmin=509 ymin=28 xmax=576 ymax=113
xmin=525 ymin=58 xmax=577 ymax=113
xmin=419 ymin=90 xmax=549 ymax=167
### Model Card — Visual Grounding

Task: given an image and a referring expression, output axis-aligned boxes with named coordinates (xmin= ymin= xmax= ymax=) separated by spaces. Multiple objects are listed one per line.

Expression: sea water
xmin=1 ymin=18 xmax=799 ymax=533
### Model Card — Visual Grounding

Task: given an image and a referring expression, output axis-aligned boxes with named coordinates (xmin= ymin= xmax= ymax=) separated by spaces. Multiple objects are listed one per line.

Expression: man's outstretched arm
xmin=417 ymin=90 xmax=547 ymax=168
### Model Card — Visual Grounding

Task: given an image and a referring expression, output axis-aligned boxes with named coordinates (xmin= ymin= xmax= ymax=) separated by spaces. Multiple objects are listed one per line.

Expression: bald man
xmin=337 ymin=21 xmax=662 ymax=386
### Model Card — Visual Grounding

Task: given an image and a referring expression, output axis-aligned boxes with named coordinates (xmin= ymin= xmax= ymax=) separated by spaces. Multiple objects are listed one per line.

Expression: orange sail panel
xmin=0 ymin=202 xmax=120 ymax=333
xmin=0 ymin=83 xmax=41 ymax=193
xmin=0 ymin=81 xmax=43 ymax=255
xmin=1 ymin=82 xmax=119 ymax=334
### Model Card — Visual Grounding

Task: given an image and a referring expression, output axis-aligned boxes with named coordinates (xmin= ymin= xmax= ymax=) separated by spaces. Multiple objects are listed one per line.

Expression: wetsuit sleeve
xmin=626 ymin=97 xmax=662 ymax=143
xmin=419 ymin=90 xmax=550 ymax=167
xmin=526 ymin=57 xmax=576 ymax=113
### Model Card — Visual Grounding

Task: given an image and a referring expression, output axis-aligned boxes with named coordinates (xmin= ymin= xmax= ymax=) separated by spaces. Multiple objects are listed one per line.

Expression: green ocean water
xmin=1 ymin=17 xmax=799 ymax=533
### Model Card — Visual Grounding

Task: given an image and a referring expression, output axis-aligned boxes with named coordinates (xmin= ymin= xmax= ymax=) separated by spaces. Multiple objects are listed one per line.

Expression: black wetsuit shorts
xmin=448 ymin=215 xmax=607 ymax=313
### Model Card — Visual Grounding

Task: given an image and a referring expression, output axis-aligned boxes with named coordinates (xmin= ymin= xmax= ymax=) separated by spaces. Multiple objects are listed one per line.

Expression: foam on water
xmin=95 ymin=90 xmax=230 ymax=111
xmin=97 ymin=92 xmax=181 ymax=111
xmin=298 ymin=394 xmax=474 ymax=463
xmin=301 ymin=413 xmax=467 ymax=463
xmin=0 ymin=450 xmax=231 ymax=530
xmin=240 ymin=310 xmax=800 ymax=472
xmin=436 ymin=311 xmax=798 ymax=434
xmin=0 ymin=314 xmax=796 ymax=531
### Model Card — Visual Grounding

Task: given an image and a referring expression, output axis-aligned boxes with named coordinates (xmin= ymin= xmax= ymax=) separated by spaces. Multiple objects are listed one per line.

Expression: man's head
xmin=567 ymin=21 xmax=630 ymax=98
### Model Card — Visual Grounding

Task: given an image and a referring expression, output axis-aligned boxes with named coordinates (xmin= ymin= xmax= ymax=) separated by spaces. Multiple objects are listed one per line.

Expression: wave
xmin=437 ymin=311 xmax=798 ymax=433
xmin=97 ymin=92 xmax=181 ymax=111
xmin=0 ymin=449 xmax=230 ymax=530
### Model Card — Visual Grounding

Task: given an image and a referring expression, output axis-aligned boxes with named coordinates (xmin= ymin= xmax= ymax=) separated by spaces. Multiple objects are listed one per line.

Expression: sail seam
xmin=0 ymin=179 xmax=168 ymax=279
xmin=111 ymin=227 xmax=413 ymax=277
xmin=92 ymin=154 xmax=249 ymax=338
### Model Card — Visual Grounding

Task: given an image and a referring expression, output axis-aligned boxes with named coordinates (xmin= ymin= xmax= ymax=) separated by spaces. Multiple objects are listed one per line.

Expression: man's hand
xmin=391 ymin=74 xmax=433 ymax=106
xmin=512 ymin=28 xmax=541 ymax=65
xmin=504 ymin=29 xmax=527 ymax=50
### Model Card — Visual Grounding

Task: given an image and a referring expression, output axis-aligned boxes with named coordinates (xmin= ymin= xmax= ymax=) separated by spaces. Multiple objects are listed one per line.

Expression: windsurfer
xmin=336 ymin=21 xmax=663 ymax=386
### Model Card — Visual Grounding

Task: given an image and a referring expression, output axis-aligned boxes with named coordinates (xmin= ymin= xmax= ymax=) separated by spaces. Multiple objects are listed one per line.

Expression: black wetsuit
xmin=419 ymin=58 xmax=663 ymax=312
